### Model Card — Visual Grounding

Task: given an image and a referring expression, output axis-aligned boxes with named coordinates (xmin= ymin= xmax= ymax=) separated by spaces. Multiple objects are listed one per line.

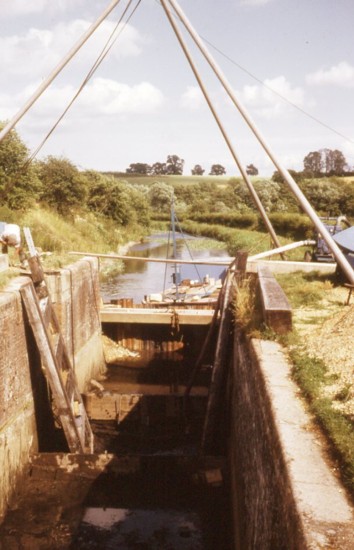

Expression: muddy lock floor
xmin=0 ymin=360 xmax=232 ymax=549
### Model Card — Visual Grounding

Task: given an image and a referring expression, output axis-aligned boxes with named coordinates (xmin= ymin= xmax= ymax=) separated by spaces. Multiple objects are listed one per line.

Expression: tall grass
xmin=180 ymin=220 xmax=290 ymax=257
xmin=0 ymin=206 xmax=147 ymax=273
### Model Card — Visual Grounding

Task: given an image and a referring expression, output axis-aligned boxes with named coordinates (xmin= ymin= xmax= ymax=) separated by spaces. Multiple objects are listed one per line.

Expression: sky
xmin=1 ymin=0 xmax=354 ymax=177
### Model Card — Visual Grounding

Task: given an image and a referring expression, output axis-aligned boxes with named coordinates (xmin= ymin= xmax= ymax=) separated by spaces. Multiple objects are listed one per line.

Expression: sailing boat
xmin=143 ymin=198 xmax=223 ymax=305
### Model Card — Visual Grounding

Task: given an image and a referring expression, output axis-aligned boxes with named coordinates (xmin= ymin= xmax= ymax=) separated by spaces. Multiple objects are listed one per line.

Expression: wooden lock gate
xmin=21 ymin=228 xmax=94 ymax=453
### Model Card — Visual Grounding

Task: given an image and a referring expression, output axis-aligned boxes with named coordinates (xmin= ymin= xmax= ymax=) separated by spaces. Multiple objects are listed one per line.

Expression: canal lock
xmin=0 ymin=310 xmax=233 ymax=549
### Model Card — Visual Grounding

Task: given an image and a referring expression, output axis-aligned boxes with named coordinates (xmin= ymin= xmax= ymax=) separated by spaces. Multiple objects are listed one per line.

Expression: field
xmin=120 ymin=174 xmax=235 ymax=187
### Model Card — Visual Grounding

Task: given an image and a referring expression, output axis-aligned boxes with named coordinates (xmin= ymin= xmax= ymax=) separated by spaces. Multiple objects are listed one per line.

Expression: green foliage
xmin=126 ymin=162 xmax=151 ymax=175
xmin=38 ymin=156 xmax=87 ymax=215
xmin=232 ymin=177 xmax=299 ymax=213
xmin=148 ymin=182 xmax=174 ymax=212
xmin=0 ymin=121 xmax=42 ymax=209
xmin=209 ymin=163 xmax=226 ymax=175
xmin=17 ymin=206 xmax=138 ymax=257
xmin=275 ymin=271 xmax=333 ymax=309
xmin=166 ymin=154 xmax=184 ymax=175
xmin=267 ymin=212 xmax=313 ymax=238
xmin=246 ymin=164 xmax=258 ymax=176
xmin=189 ymin=212 xmax=257 ymax=229
xmin=86 ymin=171 xmax=151 ymax=227
xmin=291 ymin=351 xmax=354 ymax=493
xmin=300 ymin=179 xmax=343 ymax=215
xmin=191 ymin=164 xmax=205 ymax=176
xmin=303 ymin=148 xmax=348 ymax=177
xmin=291 ymin=351 xmax=328 ymax=398
xmin=179 ymin=220 xmax=281 ymax=256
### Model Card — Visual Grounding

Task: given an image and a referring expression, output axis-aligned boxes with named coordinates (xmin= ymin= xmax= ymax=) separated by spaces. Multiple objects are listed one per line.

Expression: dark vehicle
xmin=306 ymin=216 xmax=351 ymax=263
xmin=332 ymin=225 xmax=354 ymax=274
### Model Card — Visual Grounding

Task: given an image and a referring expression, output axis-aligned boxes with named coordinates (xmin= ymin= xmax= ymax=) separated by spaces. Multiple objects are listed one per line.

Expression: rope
xmin=156 ymin=0 xmax=354 ymax=150
xmin=174 ymin=212 xmax=208 ymax=295
xmin=22 ymin=0 xmax=142 ymax=169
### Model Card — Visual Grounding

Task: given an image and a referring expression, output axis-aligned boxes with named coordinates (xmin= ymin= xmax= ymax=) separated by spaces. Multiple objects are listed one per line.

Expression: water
xmin=100 ymin=232 xmax=231 ymax=303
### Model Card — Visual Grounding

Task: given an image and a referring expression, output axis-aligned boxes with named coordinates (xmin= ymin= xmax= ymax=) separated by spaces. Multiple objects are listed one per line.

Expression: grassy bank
xmin=275 ymin=272 xmax=354 ymax=498
xmin=234 ymin=270 xmax=354 ymax=498
xmin=0 ymin=205 xmax=148 ymax=285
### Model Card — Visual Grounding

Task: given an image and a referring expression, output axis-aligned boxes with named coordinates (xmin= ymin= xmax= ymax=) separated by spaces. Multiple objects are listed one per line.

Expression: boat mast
xmin=171 ymin=196 xmax=180 ymax=300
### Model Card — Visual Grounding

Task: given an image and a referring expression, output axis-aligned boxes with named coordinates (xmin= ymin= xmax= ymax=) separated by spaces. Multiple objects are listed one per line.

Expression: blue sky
xmin=1 ymin=0 xmax=354 ymax=176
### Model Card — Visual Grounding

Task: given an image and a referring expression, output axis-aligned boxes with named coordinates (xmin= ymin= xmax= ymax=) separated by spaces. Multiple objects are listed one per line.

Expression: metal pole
xmin=166 ymin=0 xmax=354 ymax=284
xmin=248 ymin=240 xmax=315 ymax=261
xmin=68 ymin=251 xmax=232 ymax=265
xmin=0 ymin=0 xmax=122 ymax=144
xmin=171 ymin=196 xmax=180 ymax=300
xmin=160 ymin=0 xmax=282 ymax=252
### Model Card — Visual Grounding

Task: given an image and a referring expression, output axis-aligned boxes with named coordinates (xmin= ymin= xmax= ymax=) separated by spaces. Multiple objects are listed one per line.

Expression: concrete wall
xmin=229 ymin=334 xmax=354 ymax=549
xmin=0 ymin=277 xmax=38 ymax=520
xmin=45 ymin=257 xmax=106 ymax=390
xmin=0 ymin=258 xmax=105 ymax=520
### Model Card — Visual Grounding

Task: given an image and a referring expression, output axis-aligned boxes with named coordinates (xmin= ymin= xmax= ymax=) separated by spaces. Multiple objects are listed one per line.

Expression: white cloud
xmin=79 ymin=78 xmax=164 ymax=115
xmin=239 ymin=0 xmax=275 ymax=6
xmin=306 ymin=61 xmax=354 ymax=88
xmin=0 ymin=78 xmax=164 ymax=124
xmin=1 ymin=0 xmax=85 ymax=17
xmin=237 ymin=76 xmax=305 ymax=118
xmin=0 ymin=20 xmax=144 ymax=80
xmin=180 ymin=86 xmax=205 ymax=110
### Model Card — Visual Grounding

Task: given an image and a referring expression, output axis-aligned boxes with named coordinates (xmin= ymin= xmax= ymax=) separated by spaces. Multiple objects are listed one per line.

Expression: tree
xmin=209 ymin=164 xmax=226 ymax=176
xmin=325 ymin=149 xmax=348 ymax=176
xmin=191 ymin=164 xmax=205 ymax=176
xmin=86 ymin=171 xmax=150 ymax=225
xmin=38 ymin=156 xmax=88 ymax=215
xmin=303 ymin=151 xmax=323 ymax=177
xmin=246 ymin=164 xmax=258 ymax=176
xmin=271 ymin=169 xmax=303 ymax=183
xmin=151 ymin=162 xmax=167 ymax=176
xmin=126 ymin=163 xmax=151 ymax=175
xmin=0 ymin=121 xmax=41 ymax=209
xmin=148 ymin=182 xmax=174 ymax=212
xmin=166 ymin=154 xmax=184 ymax=175
xmin=301 ymin=179 xmax=342 ymax=214
xmin=303 ymin=148 xmax=348 ymax=177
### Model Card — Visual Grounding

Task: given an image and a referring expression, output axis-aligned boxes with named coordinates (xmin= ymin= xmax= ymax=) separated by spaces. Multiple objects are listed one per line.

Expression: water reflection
xmin=100 ymin=233 xmax=230 ymax=303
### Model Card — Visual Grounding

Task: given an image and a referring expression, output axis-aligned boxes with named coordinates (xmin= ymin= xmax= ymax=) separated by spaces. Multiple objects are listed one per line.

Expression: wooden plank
xmin=84 ymin=392 xmax=208 ymax=421
xmin=257 ymin=265 xmax=292 ymax=334
xmin=101 ymin=306 xmax=215 ymax=325
xmin=201 ymin=256 xmax=241 ymax=453
xmin=20 ymin=282 xmax=94 ymax=453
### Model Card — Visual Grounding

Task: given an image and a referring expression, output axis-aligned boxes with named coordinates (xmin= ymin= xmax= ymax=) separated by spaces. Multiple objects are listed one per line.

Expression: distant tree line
xmin=125 ymin=155 xmax=231 ymax=177
xmin=273 ymin=148 xmax=353 ymax=182
xmin=125 ymin=159 xmax=258 ymax=177
xmin=1 ymin=122 xmax=353 ymax=228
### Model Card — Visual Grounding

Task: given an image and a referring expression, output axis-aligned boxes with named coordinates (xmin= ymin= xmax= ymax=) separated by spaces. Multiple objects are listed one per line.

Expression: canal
xmin=0 ymin=234 xmax=234 ymax=549
xmin=100 ymin=232 xmax=231 ymax=303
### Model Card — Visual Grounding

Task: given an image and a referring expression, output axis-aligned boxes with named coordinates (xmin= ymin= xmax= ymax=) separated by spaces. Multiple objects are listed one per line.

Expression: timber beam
xmin=100 ymin=306 xmax=215 ymax=325
xmin=257 ymin=265 xmax=292 ymax=334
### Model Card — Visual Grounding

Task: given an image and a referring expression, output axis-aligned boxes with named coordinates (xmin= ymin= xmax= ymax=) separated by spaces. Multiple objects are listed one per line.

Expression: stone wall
xmin=229 ymin=334 xmax=354 ymax=549
xmin=45 ymin=257 xmax=106 ymax=390
xmin=0 ymin=258 xmax=105 ymax=520
xmin=0 ymin=277 xmax=38 ymax=520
